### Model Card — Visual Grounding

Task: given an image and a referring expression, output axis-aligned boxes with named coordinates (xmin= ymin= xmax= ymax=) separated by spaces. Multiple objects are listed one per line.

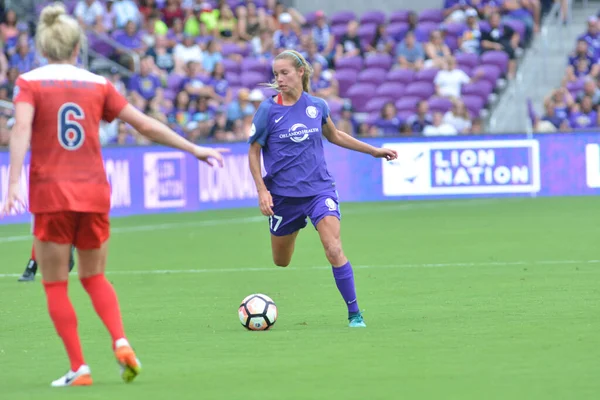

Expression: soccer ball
xmin=238 ymin=293 xmax=278 ymax=331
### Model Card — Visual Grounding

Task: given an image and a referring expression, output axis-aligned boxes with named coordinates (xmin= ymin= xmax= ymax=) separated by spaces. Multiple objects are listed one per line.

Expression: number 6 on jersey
xmin=58 ymin=102 xmax=85 ymax=150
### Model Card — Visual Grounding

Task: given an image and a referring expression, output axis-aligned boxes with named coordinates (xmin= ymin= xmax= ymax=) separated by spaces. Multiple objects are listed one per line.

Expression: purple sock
xmin=332 ymin=261 xmax=359 ymax=313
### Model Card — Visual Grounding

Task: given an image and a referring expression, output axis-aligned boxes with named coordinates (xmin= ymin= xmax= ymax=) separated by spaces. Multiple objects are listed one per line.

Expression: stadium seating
xmin=0 ymin=0 xmax=545 ymax=146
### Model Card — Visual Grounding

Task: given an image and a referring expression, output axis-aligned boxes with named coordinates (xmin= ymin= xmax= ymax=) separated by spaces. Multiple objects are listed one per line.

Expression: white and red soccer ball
xmin=238 ymin=294 xmax=278 ymax=331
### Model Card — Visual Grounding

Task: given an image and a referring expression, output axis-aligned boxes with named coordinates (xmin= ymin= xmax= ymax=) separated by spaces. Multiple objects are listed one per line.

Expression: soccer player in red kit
xmin=1 ymin=3 xmax=228 ymax=387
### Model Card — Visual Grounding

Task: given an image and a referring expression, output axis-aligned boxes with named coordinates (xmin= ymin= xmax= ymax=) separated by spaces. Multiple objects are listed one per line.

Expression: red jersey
xmin=14 ymin=64 xmax=128 ymax=214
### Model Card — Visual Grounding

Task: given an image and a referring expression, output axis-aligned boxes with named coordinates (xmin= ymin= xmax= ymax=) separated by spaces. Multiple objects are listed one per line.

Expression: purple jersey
xmin=248 ymin=92 xmax=335 ymax=197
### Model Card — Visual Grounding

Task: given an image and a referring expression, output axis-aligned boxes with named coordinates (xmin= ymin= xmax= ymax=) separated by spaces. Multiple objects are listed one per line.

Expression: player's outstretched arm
xmin=322 ymin=116 xmax=398 ymax=161
xmin=1 ymin=103 xmax=33 ymax=217
xmin=118 ymin=104 xmax=229 ymax=166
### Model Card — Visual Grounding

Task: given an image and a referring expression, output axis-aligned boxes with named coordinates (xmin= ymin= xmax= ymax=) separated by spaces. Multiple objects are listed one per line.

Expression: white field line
xmin=0 ymin=199 xmax=504 ymax=245
xmin=0 ymin=259 xmax=597 ymax=279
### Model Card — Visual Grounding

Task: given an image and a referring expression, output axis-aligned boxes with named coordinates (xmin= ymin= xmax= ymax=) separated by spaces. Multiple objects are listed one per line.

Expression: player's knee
xmin=273 ymin=255 xmax=291 ymax=267
xmin=324 ymin=243 xmax=344 ymax=265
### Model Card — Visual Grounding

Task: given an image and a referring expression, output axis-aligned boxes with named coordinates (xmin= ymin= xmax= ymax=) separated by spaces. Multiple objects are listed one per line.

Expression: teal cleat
xmin=348 ymin=312 xmax=366 ymax=328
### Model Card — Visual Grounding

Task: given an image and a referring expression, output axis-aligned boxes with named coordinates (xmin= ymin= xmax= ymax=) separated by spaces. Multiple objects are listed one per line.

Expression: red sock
xmin=31 ymin=245 xmax=36 ymax=261
xmin=81 ymin=274 xmax=126 ymax=347
xmin=42 ymin=280 xmax=85 ymax=371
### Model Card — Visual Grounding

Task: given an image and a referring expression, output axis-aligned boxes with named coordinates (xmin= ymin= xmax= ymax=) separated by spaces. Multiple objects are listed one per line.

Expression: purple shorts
xmin=269 ymin=191 xmax=341 ymax=236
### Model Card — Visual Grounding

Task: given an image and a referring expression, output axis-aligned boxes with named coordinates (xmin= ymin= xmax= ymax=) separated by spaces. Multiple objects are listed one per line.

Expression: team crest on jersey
xmin=306 ymin=106 xmax=318 ymax=119
xmin=325 ymin=198 xmax=337 ymax=211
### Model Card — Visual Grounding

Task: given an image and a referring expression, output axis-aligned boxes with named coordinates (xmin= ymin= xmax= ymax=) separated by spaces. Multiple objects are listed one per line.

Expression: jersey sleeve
xmin=13 ymin=77 xmax=35 ymax=106
xmin=102 ymin=81 xmax=128 ymax=123
xmin=315 ymin=96 xmax=330 ymax=125
xmin=248 ymin=100 xmax=271 ymax=146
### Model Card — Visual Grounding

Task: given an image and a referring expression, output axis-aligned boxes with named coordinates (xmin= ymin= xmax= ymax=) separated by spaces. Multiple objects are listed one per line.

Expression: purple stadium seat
xmin=455 ymin=53 xmax=479 ymax=69
xmin=358 ymin=23 xmax=377 ymax=43
xmin=328 ymin=99 xmax=344 ymax=116
xmin=88 ymin=35 xmax=114 ymax=58
xmin=443 ymin=23 xmax=467 ymax=38
xmin=240 ymin=71 xmax=266 ymax=88
xmin=389 ymin=10 xmax=411 ymax=24
xmin=414 ymin=22 xmax=439 ymax=42
xmin=387 ymin=68 xmax=415 ymax=84
xmin=229 ymin=86 xmax=243 ymax=99
xmin=404 ymin=81 xmax=436 ymax=100
xmin=461 ymin=81 xmax=494 ymax=104
xmin=415 ymin=68 xmax=439 ymax=83
xmin=462 ymin=95 xmax=485 ymax=118
xmin=166 ymin=74 xmax=186 ymax=91
xmin=375 ymin=82 xmax=405 ymax=99
xmin=335 ymin=69 xmax=359 ymax=97
xmin=445 ymin=36 xmax=458 ymax=52
xmin=364 ymin=54 xmax=393 ymax=70
xmin=419 ymin=9 xmax=444 ymax=23
xmin=221 ymin=58 xmax=241 ymax=74
xmin=480 ymin=51 xmax=509 ymax=74
xmin=474 ymin=64 xmax=502 ymax=86
xmin=360 ymin=10 xmax=386 ymax=25
xmin=458 ymin=64 xmax=473 ymax=77
xmin=397 ymin=110 xmax=415 ymax=122
xmin=221 ymin=42 xmax=244 ymax=57
xmin=357 ymin=68 xmax=388 ymax=85
xmin=395 ymin=96 xmax=421 ymax=113
xmin=331 ymin=11 xmax=357 ymax=26
xmin=225 ymin=72 xmax=241 ymax=86
xmin=331 ymin=24 xmax=348 ymax=41
xmin=241 ymin=58 xmax=269 ymax=75
xmin=365 ymin=97 xmax=394 ymax=113
xmin=347 ymin=83 xmax=377 ymax=112
xmin=386 ymin=23 xmax=410 ymax=42
xmin=335 ymin=56 xmax=363 ymax=71
xmin=428 ymin=97 xmax=453 ymax=113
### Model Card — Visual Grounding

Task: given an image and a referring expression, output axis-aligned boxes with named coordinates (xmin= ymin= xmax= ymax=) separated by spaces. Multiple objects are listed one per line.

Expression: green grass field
xmin=0 ymin=197 xmax=598 ymax=399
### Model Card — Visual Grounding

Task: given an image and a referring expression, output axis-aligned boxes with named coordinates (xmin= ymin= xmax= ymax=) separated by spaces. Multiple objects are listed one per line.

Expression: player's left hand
xmin=0 ymin=183 xmax=25 ymax=218
xmin=193 ymin=146 xmax=231 ymax=167
xmin=371 ymin=148 xmax=398 ymax=161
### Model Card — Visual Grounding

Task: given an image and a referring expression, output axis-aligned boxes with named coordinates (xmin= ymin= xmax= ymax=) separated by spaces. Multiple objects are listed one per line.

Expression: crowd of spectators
xmin=0 ymin=0 xmax=561 ymax=147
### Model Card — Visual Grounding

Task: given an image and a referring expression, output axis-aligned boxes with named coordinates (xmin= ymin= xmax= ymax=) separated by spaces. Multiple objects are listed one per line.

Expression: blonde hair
xmin=265 ymin=50 xmax=313 ymax=93
xmin=36 ymin=2 xmax=83 ymax=62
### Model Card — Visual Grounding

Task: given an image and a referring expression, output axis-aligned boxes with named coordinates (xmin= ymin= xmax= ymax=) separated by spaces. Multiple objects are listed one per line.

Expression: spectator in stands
xmin=138 ymin=0 xmax=158 ymax=21
xmin=248 ymin=89 xmax=265 ymax=112
xmin=189 ymin=95 xmax=216 ymax=141
xmin=168 ymin=90 xmax=193 ymax=136
xmin=0 ymin=9 xmax=18 ymax=43
xmin=545 ymin=87 xmax=573 ymax=120
xmin=128 ymin=55 xmax=162 ymax=109
xmin=469 ymin=117 xmax=483 ymax=133
xmin=226 ymin=88 xmax=255 ymax=135
xmin=576 ymin=77 xmax=600 ymax=107
xmin=202 ymin=40 xmax=223 ymax=73
xmin=252 ymin=28 xmax=275 ymax=60
xmin=0 ymin=43 xmax=8 ymax=82
xmin=9 ymin=34 xmax=36 ymax=73
xmin=434 ymin=56 xmax=482 ymax=99
xmin=273 ymin=12 xmax=299 ymax=51
xmin=183 ymin=60 xmax=212 ymax=99
xmin=538 ymin=98 xmax=570 ymax=131
xmin=215 ymin=4 xmax=239 ymax=42
xmin=424 ymin=30 xmax=452 ymax=69
xmin=209 ymin=107 xmax=236 ymax=141
xmin=443 ymin=99 xmax=472 ymax=133
xmin=114 ymin=20 xmax=146 ymax=68
xmin=103 ymin=0 xmax=117 ymax=32
xmin=312 ymin=10 xmax=334 ymax=56
xmin=162 ymin=0 xmax=184 ymax=28
xmin=310 ymin=61 xmax=338 ymax=101
xmin=147 ymin=34 xmax=175 ymax=73
xmin=564 ymin=39 xmax=600 ymax=83
xmin=0 ymin=116 xmax=9 ymax=147
xmin=174 ymin=33 xmax=203 ymax=66
xmin=481 ymin=12 xmax=519 ymax=78
xmin=443 ymin=0 xmax=472 ymax=23
xmin=334 ymin=20 xmax=363 ymax=64
xmin=74 ymin=0 xmax=104 ymax=29
xmin=396 ymin=30 xmax=424 ymax=71
xmin=238 ymin=1 xmax=267 ymax=42
xmin=458 ymin=8 xmax=482 ymax=54
xmin=302 ymin=38 xmax=328 ymax=68
xmin=3 ymin=67 xmax=18 ymax=98
xmin=113 ymin=0 xmax=141 ymax=29
xmin=569 ymin=95 xmax=598 ymax=129
xmin=423 ymin=111 xmax=459 ymax=136
xmin=500 ymin=0 xmax=539 ymax=37
xmin=366 ymin=24 xmax=394 ymax=55
xmin=371 ymin=102 xmax=402 ymax=135
xmin=406 ymin=11 xmax=418 ymax=31
xmin=336 ymin=101 xmax=357 ymax=136
xmin=407 ymin=100 xmax=433 ymax=133
xmin=578 ymin=16 xmax=600 ymax=57
xmin=209 ymin=62 xmax=231 ymax=105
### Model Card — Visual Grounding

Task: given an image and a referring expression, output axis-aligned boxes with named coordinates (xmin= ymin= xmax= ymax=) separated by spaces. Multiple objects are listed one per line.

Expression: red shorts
xmin=33 ymin=212 xmax=110 ymax=250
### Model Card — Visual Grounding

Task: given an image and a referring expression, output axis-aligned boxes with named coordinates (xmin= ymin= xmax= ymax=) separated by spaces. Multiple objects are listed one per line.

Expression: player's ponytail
xmin=37 ymin=2 xmax=83 ymax=62
xmin=264 ymin=50 xmax=314 ymax=93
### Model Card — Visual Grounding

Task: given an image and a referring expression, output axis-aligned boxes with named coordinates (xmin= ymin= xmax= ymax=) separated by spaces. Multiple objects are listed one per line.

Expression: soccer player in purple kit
xmin=248 ymin=50 xmax=398 ymax=328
